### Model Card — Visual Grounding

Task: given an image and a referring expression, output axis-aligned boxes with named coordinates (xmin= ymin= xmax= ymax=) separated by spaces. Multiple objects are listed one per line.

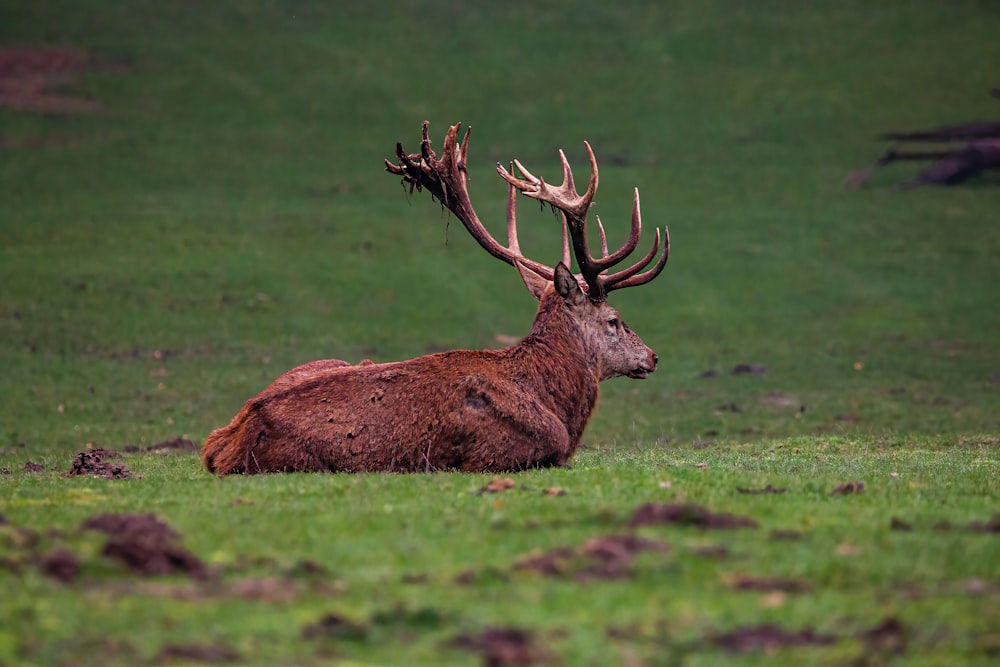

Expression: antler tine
xmin=505 ymin=163 xmax=521 ymax=255
xmin=557 ymin=149 xmax=577 ymax=197
xmin=560 ymin=215 xmax=572 ymax=268
xmin=420 ymin=120 xmax=435 ymax=162
xmin=498 ymin=141 xmax=597 ymax=221
xmin=596 ymin=216 xmax=609 ymax=258
xmin=510 ymin=159 xmax=540 ymax=188
xmin=599 ymin=189 xmax=669 ymax=292
xmin=603 ymin=227 xmax=661 ymax=285
xmin=587 ymin=187 xmax=642 ymax=271
xmin=605 ymin=226 xmax=670 ymax=290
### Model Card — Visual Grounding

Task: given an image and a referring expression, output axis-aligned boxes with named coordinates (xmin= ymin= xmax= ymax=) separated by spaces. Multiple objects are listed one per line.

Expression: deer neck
xmin=511 ymin=294 xmax=600 ymax=434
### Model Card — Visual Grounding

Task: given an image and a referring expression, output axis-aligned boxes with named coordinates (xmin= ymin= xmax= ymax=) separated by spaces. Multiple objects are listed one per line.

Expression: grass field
xmin=1 ymin=1 xmax=998 ymax=665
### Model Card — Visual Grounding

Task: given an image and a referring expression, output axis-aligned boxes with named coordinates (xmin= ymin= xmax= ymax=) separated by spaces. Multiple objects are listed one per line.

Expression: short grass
xmin=1 ymin=1 xmax=998 ymax=665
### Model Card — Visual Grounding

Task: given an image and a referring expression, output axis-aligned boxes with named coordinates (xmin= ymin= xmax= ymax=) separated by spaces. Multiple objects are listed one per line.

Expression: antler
xmin=386 ymin=121 xmax=668 ymax=302
xmin=498 ymin=143 xmax=669 ymax=302
xmin=385 ymin=121 xmax=558 ymax=283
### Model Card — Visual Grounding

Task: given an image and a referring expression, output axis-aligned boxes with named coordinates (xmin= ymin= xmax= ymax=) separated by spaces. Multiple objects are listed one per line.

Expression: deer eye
xmin=608 ymin=318 xmax=619 ymax=328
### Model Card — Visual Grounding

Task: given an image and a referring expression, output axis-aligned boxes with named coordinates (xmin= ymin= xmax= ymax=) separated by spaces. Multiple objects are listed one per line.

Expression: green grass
xmin=1 ymin=1 xmax=999 ymax=665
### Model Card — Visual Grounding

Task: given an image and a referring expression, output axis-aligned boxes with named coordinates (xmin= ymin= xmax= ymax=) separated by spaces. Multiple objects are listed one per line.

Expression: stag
xmin=202 ymin=122 xmax=669 ymax=474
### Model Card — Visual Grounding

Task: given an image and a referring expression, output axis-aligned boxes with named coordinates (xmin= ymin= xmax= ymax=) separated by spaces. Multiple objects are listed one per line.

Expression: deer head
xmin=386 ymin=122 xmax=669 ymax=381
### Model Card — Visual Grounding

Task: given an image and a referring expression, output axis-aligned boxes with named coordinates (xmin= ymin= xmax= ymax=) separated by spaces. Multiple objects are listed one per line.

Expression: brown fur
xmin=202 ymin=267 xmax=656 ymax=474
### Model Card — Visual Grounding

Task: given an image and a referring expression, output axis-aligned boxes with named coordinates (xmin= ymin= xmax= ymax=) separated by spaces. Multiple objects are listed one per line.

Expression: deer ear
xmin=515 ymin=261 xmax=550 ymax=300
xmin=554 ymin=262 xmax=587 ymax=306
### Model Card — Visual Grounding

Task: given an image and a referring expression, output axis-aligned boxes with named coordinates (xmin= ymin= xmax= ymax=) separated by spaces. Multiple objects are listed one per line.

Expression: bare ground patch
xmin=514 ymin=534 xmax=670 ymax=581
xmin=452 ymin=626 xmax=555 ymax=667
xmin=82 ymin=513 xmax=209 ymax=579
xmin=708 ymin=623 xmax=836 ymax=652
xmin=628 ymin=503 xmax=758 ymax=529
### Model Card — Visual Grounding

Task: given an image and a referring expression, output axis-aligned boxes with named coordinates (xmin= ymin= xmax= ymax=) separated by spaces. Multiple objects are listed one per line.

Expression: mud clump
xmin=514 ymin=534 xmax=670 ymax=581
xmin=890 ymin=517 xmax=913 ymax=531
xmin=64 ymin=448 xmax=133 ymax=479
xmin=23 ymin=461 xmax=45 ymax=473
xmin=301 ymin=612 xmax=367 ymax=641
xmin=453 ymin=626 xmax=552 ymax=667
xmin=709 ymin=624 xmax=836 ymax=653
xmin=860 ymin=617 xmax=907 ymax=657
xmin=969 ymin=513 xmax=1000 ymax=533
xmin=82 ymin=513 xmax=208 ymax=579
xmin=38 ymin=548 xmax=81 ymax=583
xmin=629 ymin=503 xmax=758 ymax=529
xmin=830 ymin=481 xmax=864 ymax=495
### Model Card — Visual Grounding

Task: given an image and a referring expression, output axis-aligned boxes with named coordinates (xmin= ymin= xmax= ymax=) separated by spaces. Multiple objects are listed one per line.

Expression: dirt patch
xmin=860 ymin=617 xmax=907 ymax=658
xmin=708 ymin=624 xmax=835 ymax=653
xmin=0 ymin=47 xmax=108 ymax=115
xmin=301 ymin=612 xmax=367 ymax=641
xmin=453 ymin=627 xmax=553 ymax=667
xmin=969 ymin=513 xmax=1000 ymax=533
xmin=38 ymin=548 xmax=81 ymax=583
xmin=514 ymin=534 xmax=670 ymax=581
xmin=830 ymin=481 xmax=864 ymax=495
xmin=82 ymin=513 xmax=208 ymax=579
xmin=302 ymin=606 xmax=451 ymax=645
xmin=890 ymin=517 xmax=913 ymax=531
xmin=22 ymin=461 xmax=45 ymax=472
xmin=629 ymin=503 xmax=758 ymax=529
xmin=154 ymin=642 xmax=241 ymax=664
xmin=64 ymin=448 xmax=134 ymax=479
xmin=477 ymin=477 xmax=517 ymax=494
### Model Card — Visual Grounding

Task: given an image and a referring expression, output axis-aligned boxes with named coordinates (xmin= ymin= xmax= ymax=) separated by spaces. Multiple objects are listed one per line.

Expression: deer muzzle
xmin=628 ymin=350 xmax=658 ymax=379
